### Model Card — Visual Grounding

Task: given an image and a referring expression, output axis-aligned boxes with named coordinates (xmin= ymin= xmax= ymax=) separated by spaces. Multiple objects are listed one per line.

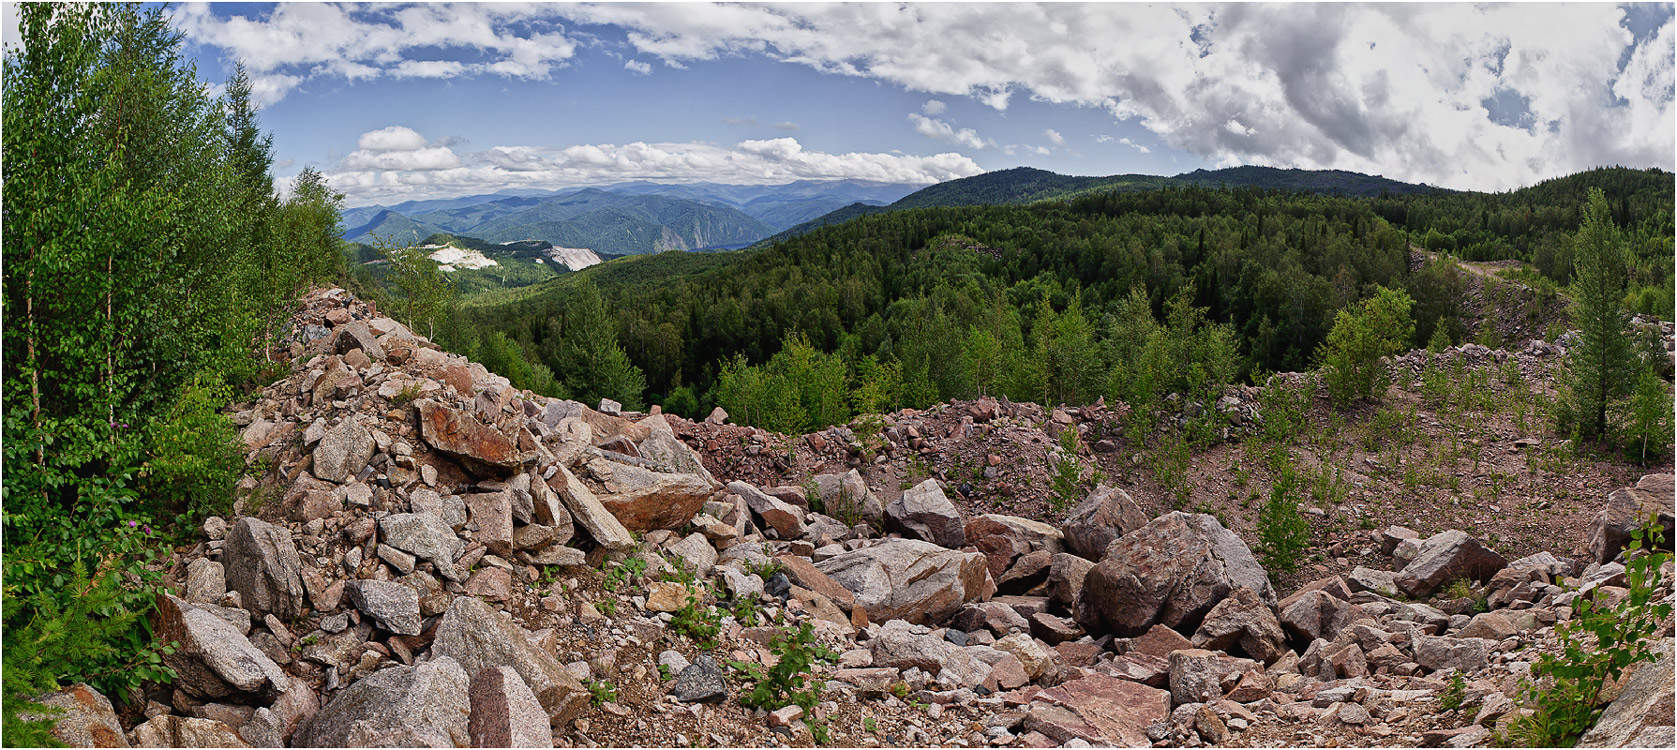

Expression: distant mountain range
xmin=340 ymin=179 xmax=919 ymax=254
xmin=769 ymin=166 xmax=1444 ymax=241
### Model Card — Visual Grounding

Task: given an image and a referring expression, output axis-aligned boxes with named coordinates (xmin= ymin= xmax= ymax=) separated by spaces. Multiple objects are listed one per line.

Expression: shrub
xmin=1316 ymin=286 xmax=1415 ymax=407
xmin=1624 ymin=368 xmax=1673 ymax=465
xmin=740 ymin=623 xmax=835 ymax=712
xmin=1256 ymin=463 xmax=1311 ymax=576
xmin=140 ymin=376 xmax=243 ymax=524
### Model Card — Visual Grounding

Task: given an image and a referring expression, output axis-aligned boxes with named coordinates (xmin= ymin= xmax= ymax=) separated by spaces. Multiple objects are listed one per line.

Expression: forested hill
xmin=770 ymin=165 xmax=1444 ymax=240
xmin=441 ymin=166 xmax=1671 ymax=425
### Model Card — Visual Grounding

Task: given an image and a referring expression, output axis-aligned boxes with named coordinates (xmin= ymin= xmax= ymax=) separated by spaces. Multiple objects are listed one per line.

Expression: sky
xmin=23 ymin=2 xmax=1675 ymax=206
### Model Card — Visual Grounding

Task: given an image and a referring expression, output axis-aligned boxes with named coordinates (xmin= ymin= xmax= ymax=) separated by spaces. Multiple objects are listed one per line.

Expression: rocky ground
xmin=32 ymin=287 xmax=1677 ymax=749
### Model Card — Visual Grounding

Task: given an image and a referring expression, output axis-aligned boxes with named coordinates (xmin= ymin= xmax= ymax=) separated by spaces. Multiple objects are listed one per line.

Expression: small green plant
xmin=863 ymin=717 xmax=879 ymax=734
xmin=1504 ymin=517 xmax=1671 ymax=746
xmin=602 ymin=556 xmax=648 ymax=592
xmin=731 ymin=593 xmax=763 ymax=627
xmin=745 ymin=558 xmax=785 ymax=582
xmin=741 ymin=623 xmax=825 ymax=712
xmin=390 ymin=382 xmax=424 ymax=406
xmin=1255 ymin=462 xmax=1311 ymax=576
xmin=671 ymin=586 xmax=722 ymax=650
xmin=808 ymin=719 xmax=832 ymax=746
xmin=1440 ymin=672 xmax=1466 ymax=712
xmin=584 ymin=678 xmax=617 ymax=706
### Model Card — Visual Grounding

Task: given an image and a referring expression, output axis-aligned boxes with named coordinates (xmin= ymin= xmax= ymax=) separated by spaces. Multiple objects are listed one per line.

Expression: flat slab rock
xmin=1024 ymin=674 xmax=1171 ymax=746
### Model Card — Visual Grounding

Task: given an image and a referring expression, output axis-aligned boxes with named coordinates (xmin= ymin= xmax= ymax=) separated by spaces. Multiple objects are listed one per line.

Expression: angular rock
xmin=672 ymin=655 xmax=728 ymax=703
xmin=667 ymin=533 xmax=718 ymax=576
xmin=1393 ymin=530 xmax=1508 ymax=597
xmin=465 ymin=490 xmax=514 ymax=556
xmin=997 ymin=550 xmax=1054 ymax=595
xmin=952 ymin=601 xmax=1031 ymax=636
xmin=184 ymin=558 xmax=227 ymax=605
xmin=130 ymin=716 xmax=247 ymax=748
xmin=311 ymin=419 xmax=375 ymax=484
xmin=545 ymin=465 xmax=635 ymax=550
xmin=815 ymin=539 xmax=993 ymax=624
xmin=732 ymin=481 xmax=807 ymax=539
xmin=773 ymin=555 xmax=855 ymax=613
xmin=378 ymin=513 xmax=464 ymax=580
xmin=1277 ymin=589 xmax=1362 ymax=646
xmin=1169 ymin=648 xmax=1229 ymax=705
xmin=580 ymin=455 xmax=716 ymax=532
xmin=153 ymin=595 xmax=288 ymax=701
xmin=344 ymin=580 xmax=422 ymax=636
xmin=1587 ymin=477 xmax=1676 ymax=564
xmin=1192 ymin=587 xmax=1287 ymax=664
xmin=885 ymin=479 xmax=966 ymax=548
xmin=1047 ymin=553 xmax=1094 ymax=610
xmin=811 ymin=470 xmax=885 ymax=527
xmin=1129 ymin=623 xmax=1194 ymax=659
xmin=296 ymin=657 xmax=470 ymax=747
xmin=1346 ymin=566 xmax=1399 ymax=597
xmin=222 ymin=518 xmax=306 ymax=619
xmin=468 ymin=666 xmax=553 ymax=749
xmin=30 ymin=684 xmax=129 ymax=748
xmin=1062 ymin=485 xmax=1150 ymax=559
xmin=1075 ymin=512 xmax=1274 ymax=637
xmin=1413 ymin=635 xmax=1490 ymax=673
xmin=1024 ymin=674 xmax=1171 ymax=747
xmin=416 ymin=399 xmax=526 ymax=469
xmin=1579 ymin=641 xmax=1674 ymax=747
xmin=967 ymin=514 xmax=1065 ymax=578
xmin=431 ymin=596 xmax=587 ymax=726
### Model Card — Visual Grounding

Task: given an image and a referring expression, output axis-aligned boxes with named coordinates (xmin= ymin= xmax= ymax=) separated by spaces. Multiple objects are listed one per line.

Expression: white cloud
xmin=1032 ymin=146 xmax=1052 ymax=156
xmin=174 ymin=3 xmax=579 ymax=105
xmin=908 ymin=113 xmax=993 ymax=150
xmin=552 ymin=3 xmax=1673 ymax=190
xmin=921 ymin=99 xmax=947 ymax=116
xmin=624 ymin=59 xmax=652 ymax=75
xmin=772 ymin=121 xmax=799 ymax=131
xmin=1044 ymin=128 xmax=1064 ymax=146
xmin=1118 ymin=137 xmax=1151 ymax=154
xmin=327 ymin=131 xmax=983 ymax=204
xmin=358 ymin=126 xmax=429 ymax=152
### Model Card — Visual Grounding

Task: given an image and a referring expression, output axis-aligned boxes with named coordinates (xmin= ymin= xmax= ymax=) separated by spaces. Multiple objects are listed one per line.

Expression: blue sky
xmin=138 ymin=2 xmax=1676 ymax=206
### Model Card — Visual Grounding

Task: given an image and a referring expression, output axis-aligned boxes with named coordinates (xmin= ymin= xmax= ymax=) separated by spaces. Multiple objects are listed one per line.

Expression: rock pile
xmin=32 ymin=288 xmax=1674 ymax=749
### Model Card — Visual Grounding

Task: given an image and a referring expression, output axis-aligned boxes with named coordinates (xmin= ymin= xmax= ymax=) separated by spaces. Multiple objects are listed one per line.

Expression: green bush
xmin=740 ymin=623 xmax=835 ymax=712
xmin=1317 ymin=285 xmax=1415 ymax=407
xmin=1256 ymin=463 xmax=1311 ymax=576
xmin=1625 ymin=368 xmax=1673 ymax=465
xmin=140 ymin=376 xmax=244 ymax=524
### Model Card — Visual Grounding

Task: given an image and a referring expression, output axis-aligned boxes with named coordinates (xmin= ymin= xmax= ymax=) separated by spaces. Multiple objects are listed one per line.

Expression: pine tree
xmin=1565 ymin=188 xmax=1635 ymax=441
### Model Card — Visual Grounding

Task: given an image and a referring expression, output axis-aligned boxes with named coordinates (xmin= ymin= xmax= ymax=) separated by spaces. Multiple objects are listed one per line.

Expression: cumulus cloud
xmin=908 ymin=113 xmax=994 ymax=150
xmin=772 ymin=121 xmax=799 ymax=131
xmin=921 ymin=99 xmax=947 ymax=115
xmin=327 ymin=129 xmax=983 ymax=204
xmin=552 ymin=2 xmax=1673 ymax=190
xmin=1044 ymin=128 xmax=1065 ymax=146
xmin=624 ymin=59 xmax=652 ymax=75
xmin=174 ymin=3 xmax=579 ymax=105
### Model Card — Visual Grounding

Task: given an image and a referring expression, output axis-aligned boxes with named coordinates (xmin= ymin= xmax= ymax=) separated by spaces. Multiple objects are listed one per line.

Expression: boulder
xmin=731 ymin=481 xmax=806 ymax=539
xmin=951 ymin=601 xmax=1031 ymax=636
xmin=1277 ymin=589 xmax=1362 ymax=645
xmin=1047 ymin=553 xmax=1095 ymax=610
xmin=1075 ymin=512 xmax=1274 ymax=637
xmin=153 ymin=595 xmax=288 ymax=701
xmin=1587 ymin=476 xmax=1676 ymax=564
xmin=1023 ymin=674 xmax=1171 ymax=747
xmin=546 ymin=465 xmax=635 ymax=550
xmin=668 ymin=533 xmax=718 ymax=577
xmin=311 ymin=419 xmax=375 ymax=484
xmin=815 ymin=539 xmax=993 ymax=624
xmin=464 ymin=490 xmax=514 ymax=556
xmin=431 ymin=596 xmax=588 ymax=726
xmin=885 ymin=479 xmax=966 ymax=548
xmin=296 ymin=657 xmax=470 ymax=747
xmin=1062 ymin=485 xmax=1150 ymax=559
xmin=1413 ymin=635 xmax=1490 ymax=673
xmin=578 ymin=456 xmax=715 ymax=532
xmin=30 ymin=684 xmax=129 ymax=748
xmin=184 ymin=558 xmax=227 ymax=604
xmin=811 ymin=470 xmax=885 ymax=527
xmin=967 ymin=514 xmax=1064 ymax=578
xmin=773 ymin=555 xmax=856 ymax=613
xmin=130 ymin=716 xmax=247 ymax=748
xmin=672 ymin=655 xmax=729 ymax=703
xmin=416 ymin=399 xmax=526 ymax=469
xmin=1168 ymin=648 xmax=1229 ymax=705
xmin=378 ymin=512 xmax=465 ymax=580
xmin=996 ymin=550 xmax=1054 ymax=595
xmin=1393 ymin=530 xmax=1507 ymax=597
xmin=1192 ymin=587 xmax=1287 ymax=664
xmin=344 ymin=580 xmax=422 ymax=636
xmin=222 ymin=518 xmax=306 ymax=619
xmin=1579 ymin=641 xmax=1674 ymax=747
xmin=332 ymin=320 xmax=384 ymax=359
xmin=468 ymin=666 xmax=553 ymax=749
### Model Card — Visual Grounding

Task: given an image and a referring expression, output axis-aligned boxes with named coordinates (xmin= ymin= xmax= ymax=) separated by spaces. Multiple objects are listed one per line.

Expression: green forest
xmin=442 ymin=168 xmax=1673 ymax=435
xmin=2 ymin=5 xmax=343 ymax=739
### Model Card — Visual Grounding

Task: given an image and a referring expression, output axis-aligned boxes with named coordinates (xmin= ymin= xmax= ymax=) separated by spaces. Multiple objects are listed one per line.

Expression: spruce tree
xmin=1565 ymin=188 xmax=1634 ymax=441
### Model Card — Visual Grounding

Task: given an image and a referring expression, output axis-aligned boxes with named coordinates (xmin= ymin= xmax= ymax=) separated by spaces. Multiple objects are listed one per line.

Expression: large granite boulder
xmin=1277 ymin=589 xmax=1364 ymax=646
xmin=1022 ymin=674 xmax=1172 ymax=747
xmin=344 ymin=580 xmax=422 ymax=636
xmin=416 ymin=399 xmax=527 ymax=469
xmin=29 ymin=684 xmax=129 ymax=748
xmin=811 ymin=469 xmax=885 ymax=527
xmin=885 ymin=479 xmax=965 ymax=548
xmin=295 ymin=657 xmax=470 ymax=747
xmin=1075 ymin=512 xmax=1274 ymax=637
xmin=966 ymin=514 xmax=1065 ymax=579
xmin=1587 ymin=474 xmax=1676 ymax=565
xmin=1393 ymin=530 xmax=1507 ymax=597
xmin=577 ymin=455 xmax=716 ymax=532
xmin=1062 ymin=485 xmax=1150 ymax=559
xmin=545 ymin=464 xmax=635 ymax=550
xmin=732 ymin=481 xmax=807 ymax=539
xmin=311 ymin=418 xmax=375 ymax=484
xmin=468 ymin=666 xmax=553 ymax=749
xmin=1192 ymin=586 xmax=1288 ymax=664
xmin=222 ymin=518 xmax=306 ymax=619
xmin=153 ymin=595 xmax=288 ymax=701
xmin=431 ymin=596 xmax=587 ymax=726
xmin=1580 ymin=640 xmax=1675 ymax=747
xmin=815 ymin=539 xmax=993 ymax=624
xmin=378 ymin=512 xmax=465 ymax=580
